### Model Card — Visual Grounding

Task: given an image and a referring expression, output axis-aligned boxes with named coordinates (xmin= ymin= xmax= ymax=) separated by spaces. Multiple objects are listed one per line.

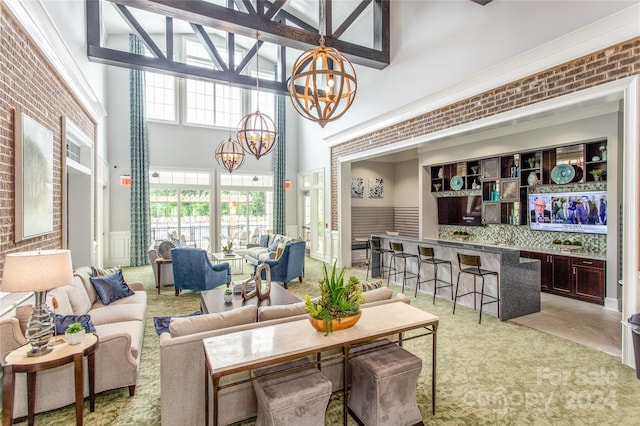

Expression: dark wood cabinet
xmin=550 ymin=255 xmax=572 ymax=295
xmin=520 ymin=251 xmax=605 ymax=304
xmin=573 ymin=258 xmax=606 ymax=304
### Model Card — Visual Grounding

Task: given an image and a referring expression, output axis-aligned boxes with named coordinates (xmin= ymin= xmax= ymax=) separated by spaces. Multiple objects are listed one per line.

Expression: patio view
xmin=150 ymin=188 xmax=273 ymax=252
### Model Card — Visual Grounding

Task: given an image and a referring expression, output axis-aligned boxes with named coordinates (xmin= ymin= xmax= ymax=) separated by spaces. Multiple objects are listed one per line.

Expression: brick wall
xmin=331 ymin=37 xmax=640 ymax=230
xmin=0 ymin=5 xmax=95 ymax=276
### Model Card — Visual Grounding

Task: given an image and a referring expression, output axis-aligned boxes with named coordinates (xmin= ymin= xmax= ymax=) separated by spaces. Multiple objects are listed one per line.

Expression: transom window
xmin=184 ymin=38 xmax=242 ymax=128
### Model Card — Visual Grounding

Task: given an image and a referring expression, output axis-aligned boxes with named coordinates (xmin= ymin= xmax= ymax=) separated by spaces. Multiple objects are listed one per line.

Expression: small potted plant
xmin=526 ymin=157 xmax=536 ymax=169
xmin=222 ymin=240 xmax=234 ymax=255
xmin=452 ymin=230 xmax=471 ymax=240
xmin=590 ymin=168 xmax=604 ymax=181
xmin=433 ymin=183 xmax=442 ymax=192
xmin=223 ymin=288 xmax=233 ymax=303
xmin=64 ymin=322 xmax=85 ymax=345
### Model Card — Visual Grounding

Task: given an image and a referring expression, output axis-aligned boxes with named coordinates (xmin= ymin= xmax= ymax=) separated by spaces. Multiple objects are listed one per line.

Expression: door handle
xmin=582 ymin=261 xmax=593 ymax=265
xmin=573 ymin=267 xmax=576 ymax=275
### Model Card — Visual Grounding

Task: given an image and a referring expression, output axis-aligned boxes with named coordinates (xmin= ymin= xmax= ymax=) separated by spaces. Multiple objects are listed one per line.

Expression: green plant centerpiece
xmin=305 ymin=261 xmax=364 ymax=335
xmin=222 ymin=240 xmax=234 ymax=255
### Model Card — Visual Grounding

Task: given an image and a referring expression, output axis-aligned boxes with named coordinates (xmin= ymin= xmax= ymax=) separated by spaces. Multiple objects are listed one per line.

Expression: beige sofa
xmin=243 ymin=234 xmax=293 ymax=265
xmin=0 ymin=266 xmax=147 ymax=420
xmin=159 ymin=286 xmax=409 ymax=426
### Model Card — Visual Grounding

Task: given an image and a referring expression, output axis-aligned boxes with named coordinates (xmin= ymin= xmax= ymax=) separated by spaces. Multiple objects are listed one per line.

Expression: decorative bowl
xmin=450 ymin=175 xmax=464 ymax=191
xmin=309 ymin=311 xmax=361 ymax=333
xmin=550 ymin=164 xmax=575 ymax=184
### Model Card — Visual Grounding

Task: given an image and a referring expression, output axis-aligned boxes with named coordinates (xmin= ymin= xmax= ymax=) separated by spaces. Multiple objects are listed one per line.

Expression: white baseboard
xmin=604 ymin=296 xmax=620 ymax=312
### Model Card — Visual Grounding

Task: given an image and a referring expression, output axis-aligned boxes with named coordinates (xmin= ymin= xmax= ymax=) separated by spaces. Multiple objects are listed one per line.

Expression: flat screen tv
xmin=437 ymin=196 xmax=483 ymax=226
xmin=528 ymin=190 xmax=607 ymax=234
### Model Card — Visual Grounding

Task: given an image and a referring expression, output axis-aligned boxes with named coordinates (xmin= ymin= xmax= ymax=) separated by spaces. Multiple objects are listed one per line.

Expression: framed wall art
xmin=14 ymin=109 xmax=54 ymax=242
xmin=351 ymin=177 xmax=364 ymax=198
xmin=368 ymin=178 xmax=384 ymax=198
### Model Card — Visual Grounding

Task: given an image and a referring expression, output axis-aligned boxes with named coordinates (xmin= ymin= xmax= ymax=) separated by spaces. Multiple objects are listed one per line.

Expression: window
xmin=150 ymin=189 xmax=210 ymax=249
xmin=250 ymin=89 xmax=275 ymax=123
xmin=184 ymin=38 xmax=242 ymax=127
xmin=220 ymin=173 xmax=273 ymax=249
xmin=144 ymin=47 xmax=176 ymax=121
xmin=149 ymin=170 xmax=212 ymax=250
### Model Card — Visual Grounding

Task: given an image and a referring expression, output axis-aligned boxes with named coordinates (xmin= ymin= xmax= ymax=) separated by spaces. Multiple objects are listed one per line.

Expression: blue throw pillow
xmin=90 ymin=269 xmax=134 ymax=305
xmin=259 ymin=235 xmax=270 ymax=248
xmin=153 ymin=311 xmax=202 ymax=335
xmin=55 ymin=314 xmax=96 ymax=334
xmin=268 ymin=239 xmax=280 ymax=252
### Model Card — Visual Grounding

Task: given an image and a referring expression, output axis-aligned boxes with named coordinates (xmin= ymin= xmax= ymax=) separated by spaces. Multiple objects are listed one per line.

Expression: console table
xmin=203 ymin=302 xmax=439 ymax=425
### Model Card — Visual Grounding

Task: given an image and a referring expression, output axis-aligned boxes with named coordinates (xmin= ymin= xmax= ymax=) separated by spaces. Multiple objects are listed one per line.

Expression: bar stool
xmin=366 ymin=239 xmax=393 ymax=280
xmin=453 ymin=253 xmax=500 ymax=324
xmin=416 ymin=246 xmax=453 ymax=302
xmin=388 ymin=242 xmax=419 ymax=292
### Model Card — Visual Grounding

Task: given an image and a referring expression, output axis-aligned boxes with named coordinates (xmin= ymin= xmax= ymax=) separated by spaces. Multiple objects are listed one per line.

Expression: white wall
xmin=394 ymin=159 xmax=419 ymax=207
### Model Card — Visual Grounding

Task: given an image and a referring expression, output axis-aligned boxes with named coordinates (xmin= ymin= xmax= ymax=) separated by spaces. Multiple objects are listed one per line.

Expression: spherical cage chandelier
xmin=288 ymin=43 xmax=357 ymax=128
xmin=236 ymin=110 xmax=278 ymax=160
xmin=215 ymin=137 xmax=245 ymax=173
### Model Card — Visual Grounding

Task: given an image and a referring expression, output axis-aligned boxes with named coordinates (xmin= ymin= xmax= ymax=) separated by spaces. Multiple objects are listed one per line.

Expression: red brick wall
xmin=0 ymin=5 xmax=95 ymax=277
xmin=330 ymin=37 xmax=640 ymax=230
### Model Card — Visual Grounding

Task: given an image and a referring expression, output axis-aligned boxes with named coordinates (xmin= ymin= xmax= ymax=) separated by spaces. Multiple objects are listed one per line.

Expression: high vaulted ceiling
xmin=87 ymin=0 xmax=391 ymax=94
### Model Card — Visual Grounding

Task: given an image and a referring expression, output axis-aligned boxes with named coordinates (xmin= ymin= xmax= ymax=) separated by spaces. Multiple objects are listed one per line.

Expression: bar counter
xmin=371 ymin=234 xmax=541 ymax=321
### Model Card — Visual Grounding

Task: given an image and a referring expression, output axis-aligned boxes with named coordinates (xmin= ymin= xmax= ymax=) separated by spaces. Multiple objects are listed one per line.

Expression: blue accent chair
xmin=257 ymin=240 xmax=305 ymax=289
xmin=171 ymin=247 xmax=231 ymax=295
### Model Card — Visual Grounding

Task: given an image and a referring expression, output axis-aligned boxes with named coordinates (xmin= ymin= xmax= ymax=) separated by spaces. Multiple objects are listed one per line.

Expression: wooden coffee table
xmin=200 ymin=283 xmax=301 ymax=314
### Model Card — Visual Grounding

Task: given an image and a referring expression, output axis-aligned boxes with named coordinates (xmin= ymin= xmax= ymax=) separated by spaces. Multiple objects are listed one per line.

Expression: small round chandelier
xmin=288 ymin=0 xmax=357 ymax=128
xmin=215 ymin=136 xmax=245 ymax=173
xmin=237 ymin=32 xmax=278 ymax=160
xmin=237 ymin=111 xmax=277 ymax=160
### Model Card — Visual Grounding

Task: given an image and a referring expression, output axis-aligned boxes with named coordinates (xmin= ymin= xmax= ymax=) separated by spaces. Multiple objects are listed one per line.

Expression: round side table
xmin=2 ymin=333 xmax=99 ymax=426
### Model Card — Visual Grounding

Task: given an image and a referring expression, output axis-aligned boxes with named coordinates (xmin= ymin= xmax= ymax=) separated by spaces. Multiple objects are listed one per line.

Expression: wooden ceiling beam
xmin=103 ymin=0 xmax=389 ymax=68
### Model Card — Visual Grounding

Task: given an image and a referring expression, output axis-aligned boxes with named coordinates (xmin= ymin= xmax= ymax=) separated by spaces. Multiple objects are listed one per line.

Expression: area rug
xmin=21 ymin=256 xmax=640 ymax=426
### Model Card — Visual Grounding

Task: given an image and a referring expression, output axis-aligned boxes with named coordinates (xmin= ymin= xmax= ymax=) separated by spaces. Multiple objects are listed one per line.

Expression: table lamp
xmin=2 ymin=249 xmax=73 ymax=356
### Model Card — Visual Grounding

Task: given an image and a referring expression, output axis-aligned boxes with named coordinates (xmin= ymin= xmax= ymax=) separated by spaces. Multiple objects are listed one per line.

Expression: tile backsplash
xmin=438 ymin=224 xmax=606 ymax=254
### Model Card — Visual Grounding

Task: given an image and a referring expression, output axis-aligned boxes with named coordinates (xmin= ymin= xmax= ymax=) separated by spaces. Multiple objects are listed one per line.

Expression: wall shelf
xmin=429 ymin=139 xmax=607 ymax=226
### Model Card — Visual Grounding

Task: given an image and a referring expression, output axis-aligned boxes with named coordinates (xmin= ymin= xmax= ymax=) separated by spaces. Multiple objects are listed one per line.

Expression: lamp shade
xmin=2 ymin=249 xmax=73 ymax=292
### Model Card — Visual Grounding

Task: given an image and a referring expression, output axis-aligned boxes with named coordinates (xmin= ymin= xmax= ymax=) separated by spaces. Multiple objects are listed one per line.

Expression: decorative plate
xmin=450 ymin=175 xmax=464 ymax=191
xmin=551 ymin=164 xmax=575 ymax=184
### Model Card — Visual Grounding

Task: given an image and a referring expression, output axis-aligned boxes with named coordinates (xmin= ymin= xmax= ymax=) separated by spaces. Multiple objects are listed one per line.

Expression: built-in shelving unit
xmin=430 ymin=140 xmax=607 ymax=226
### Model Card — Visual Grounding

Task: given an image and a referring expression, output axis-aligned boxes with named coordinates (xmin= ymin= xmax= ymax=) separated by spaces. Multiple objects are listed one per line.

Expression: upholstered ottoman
xmin=348 ymin=340 xmax=423 ymax=426
xmin=252 ymin=358 xmax=332 ymax=426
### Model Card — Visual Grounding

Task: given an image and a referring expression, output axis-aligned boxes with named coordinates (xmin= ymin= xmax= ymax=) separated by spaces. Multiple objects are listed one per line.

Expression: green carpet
xmin=20 ymin=256 xmax=639 ymax=425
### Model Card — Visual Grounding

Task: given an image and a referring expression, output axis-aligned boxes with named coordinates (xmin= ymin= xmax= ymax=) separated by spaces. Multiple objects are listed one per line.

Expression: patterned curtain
xmin=273 ymin=94 xmax=286 ymax=235
xmin=129 ymin=34 xmax=151 ymax=266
